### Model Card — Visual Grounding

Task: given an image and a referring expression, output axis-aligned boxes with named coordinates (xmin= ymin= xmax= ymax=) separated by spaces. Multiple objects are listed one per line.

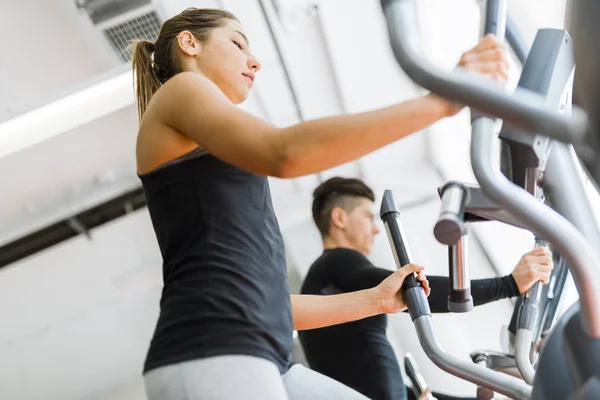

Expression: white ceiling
xmin=0 ymin=0 xmax=570 ymax=399
xmin=0 ymin=0 xmax=118 ymax=120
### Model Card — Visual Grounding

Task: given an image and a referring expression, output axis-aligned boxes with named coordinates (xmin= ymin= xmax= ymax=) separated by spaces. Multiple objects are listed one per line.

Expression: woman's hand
xmin=431 ymin=33 xmax=511 ymax=117
xmin=372 ymin=263 xmax=430 ymax=314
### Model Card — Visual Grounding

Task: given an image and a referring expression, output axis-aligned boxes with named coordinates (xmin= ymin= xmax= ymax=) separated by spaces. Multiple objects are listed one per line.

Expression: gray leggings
xmin=144 ymin=355 xmax=369 ymax=400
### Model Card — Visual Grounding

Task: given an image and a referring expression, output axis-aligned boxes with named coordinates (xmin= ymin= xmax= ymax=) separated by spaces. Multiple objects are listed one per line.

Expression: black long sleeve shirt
xmin=299 ymin=248 xmax=520 ymax=400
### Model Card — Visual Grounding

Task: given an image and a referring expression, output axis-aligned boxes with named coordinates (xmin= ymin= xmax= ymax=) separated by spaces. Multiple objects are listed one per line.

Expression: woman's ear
xmin=177 ymin=30 xmax=201 ymax=57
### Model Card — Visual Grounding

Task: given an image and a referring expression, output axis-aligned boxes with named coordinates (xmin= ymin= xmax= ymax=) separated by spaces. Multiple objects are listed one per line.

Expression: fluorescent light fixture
xmin=0 ymin=69 xmax=135 ymax=160
xmin=0 ymin=60 xmax=275 ymax=162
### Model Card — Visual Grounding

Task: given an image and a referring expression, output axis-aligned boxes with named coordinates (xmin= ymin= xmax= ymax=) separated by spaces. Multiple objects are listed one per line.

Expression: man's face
xmin=341 ymin=198 xmax=380 ymax=256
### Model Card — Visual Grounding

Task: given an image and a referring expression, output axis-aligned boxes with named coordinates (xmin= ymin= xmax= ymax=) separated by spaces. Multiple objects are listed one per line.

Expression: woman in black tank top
xmin=130 ymin=7 xmax=511 ymax=400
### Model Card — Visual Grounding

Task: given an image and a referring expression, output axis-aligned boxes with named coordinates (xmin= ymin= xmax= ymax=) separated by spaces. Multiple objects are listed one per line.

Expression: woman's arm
xmin=293 ymin=263 xmax=429 ymax=330
xmin=155 ymin=74 xmax=448 ymax=178
xmin=153 ymin=35 xmax=508 ymax=178
xmin=291 ymin=289 xmax=382 ymax=331
xmin=277 ymin=95 xmax=448 ymax=177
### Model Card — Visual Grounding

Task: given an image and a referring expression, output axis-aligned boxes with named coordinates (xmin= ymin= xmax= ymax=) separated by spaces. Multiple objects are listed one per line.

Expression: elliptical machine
xmin=433 ymin=0 xmax=579 ymax=389
xmin=379 ymin=0 xmax=600 ymax=398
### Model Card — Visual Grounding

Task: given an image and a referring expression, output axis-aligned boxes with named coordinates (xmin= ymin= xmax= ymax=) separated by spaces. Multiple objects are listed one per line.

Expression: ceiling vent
xmin=76 ymin=0 xmax=163 ymax=62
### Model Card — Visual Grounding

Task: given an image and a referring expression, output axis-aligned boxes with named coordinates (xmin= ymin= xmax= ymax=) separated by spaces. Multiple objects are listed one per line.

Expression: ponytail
xmin=132 ymin=40 xmax=162 ymax=121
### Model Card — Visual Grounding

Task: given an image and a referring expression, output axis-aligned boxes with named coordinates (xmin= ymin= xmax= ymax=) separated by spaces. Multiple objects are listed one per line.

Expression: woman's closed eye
xmin=232 ymin=40 xmax=245 ymax=50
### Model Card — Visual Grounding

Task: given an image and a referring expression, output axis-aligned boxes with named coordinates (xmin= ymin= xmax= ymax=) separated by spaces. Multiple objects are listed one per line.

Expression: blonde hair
xmin=131 ymin=8 xmax=239 ymax=121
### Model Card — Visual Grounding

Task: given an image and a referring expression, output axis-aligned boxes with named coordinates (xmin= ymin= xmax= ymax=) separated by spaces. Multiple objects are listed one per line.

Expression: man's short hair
xmin=312 ymin=177 xmax=375 ymax=237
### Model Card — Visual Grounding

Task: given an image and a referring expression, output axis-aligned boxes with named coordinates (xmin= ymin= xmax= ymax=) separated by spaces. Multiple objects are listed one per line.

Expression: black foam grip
xmin=380 ymin=214 xmax=412 ymax=265
xmin=381 ymin=211 xmax=418 ymax=292
xmin=405 ymin=286 xmax=432 ymax=319
xmin=380 ymin=190 xmax=430 ymax=317
xmin=403 ymin=273 xmax=421 ymax=291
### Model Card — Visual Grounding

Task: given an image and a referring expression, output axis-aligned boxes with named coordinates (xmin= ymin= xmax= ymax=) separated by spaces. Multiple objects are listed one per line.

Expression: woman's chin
xmin=232 ymin=89 xmax=250 ymax=105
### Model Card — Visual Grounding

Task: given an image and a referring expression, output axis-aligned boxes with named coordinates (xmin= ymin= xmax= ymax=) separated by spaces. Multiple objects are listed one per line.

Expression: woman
xmin=132 ymin=7 xmax=509 ymax=400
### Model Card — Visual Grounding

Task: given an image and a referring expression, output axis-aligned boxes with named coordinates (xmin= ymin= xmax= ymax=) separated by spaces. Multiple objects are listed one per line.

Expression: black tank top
xmin=139 ymin=148 xmax=293 ymax=374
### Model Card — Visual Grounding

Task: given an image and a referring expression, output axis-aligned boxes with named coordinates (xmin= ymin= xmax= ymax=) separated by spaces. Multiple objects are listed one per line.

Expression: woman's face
xmin=183 ymin=18 xmax=261 ymax=104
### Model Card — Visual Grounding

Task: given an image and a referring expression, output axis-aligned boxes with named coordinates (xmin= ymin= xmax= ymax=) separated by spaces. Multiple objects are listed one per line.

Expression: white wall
xmin=0 ymin=210 xmax=161 ymax=400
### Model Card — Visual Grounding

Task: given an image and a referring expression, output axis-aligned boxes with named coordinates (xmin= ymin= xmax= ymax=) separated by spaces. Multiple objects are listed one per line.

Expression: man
xmin=299 ymin=177 xmax=554 ymax=400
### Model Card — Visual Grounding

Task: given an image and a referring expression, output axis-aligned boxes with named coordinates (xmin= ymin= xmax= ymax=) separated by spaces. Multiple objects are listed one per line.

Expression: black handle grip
xmin=382 ymin=213 xmax=412 ymax=266
xmin=381 ymin=190 xmax=419 ymax=291
xmin=381 ymin=214 xmax=421 ymax=291
xmin=381 ymin=190 xmax=431 ymax=319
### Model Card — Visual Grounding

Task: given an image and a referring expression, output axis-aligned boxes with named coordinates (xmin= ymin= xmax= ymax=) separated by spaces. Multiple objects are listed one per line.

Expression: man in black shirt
xmin=299 ymin=177 xmax=554 ymax=400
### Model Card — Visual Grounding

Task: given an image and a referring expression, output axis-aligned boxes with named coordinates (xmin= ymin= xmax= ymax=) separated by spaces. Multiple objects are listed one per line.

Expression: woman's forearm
xmin=291 ymin=290 xmax=384 ymax=331
xmin=279 ymin=94 xmax=450 ymax=178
